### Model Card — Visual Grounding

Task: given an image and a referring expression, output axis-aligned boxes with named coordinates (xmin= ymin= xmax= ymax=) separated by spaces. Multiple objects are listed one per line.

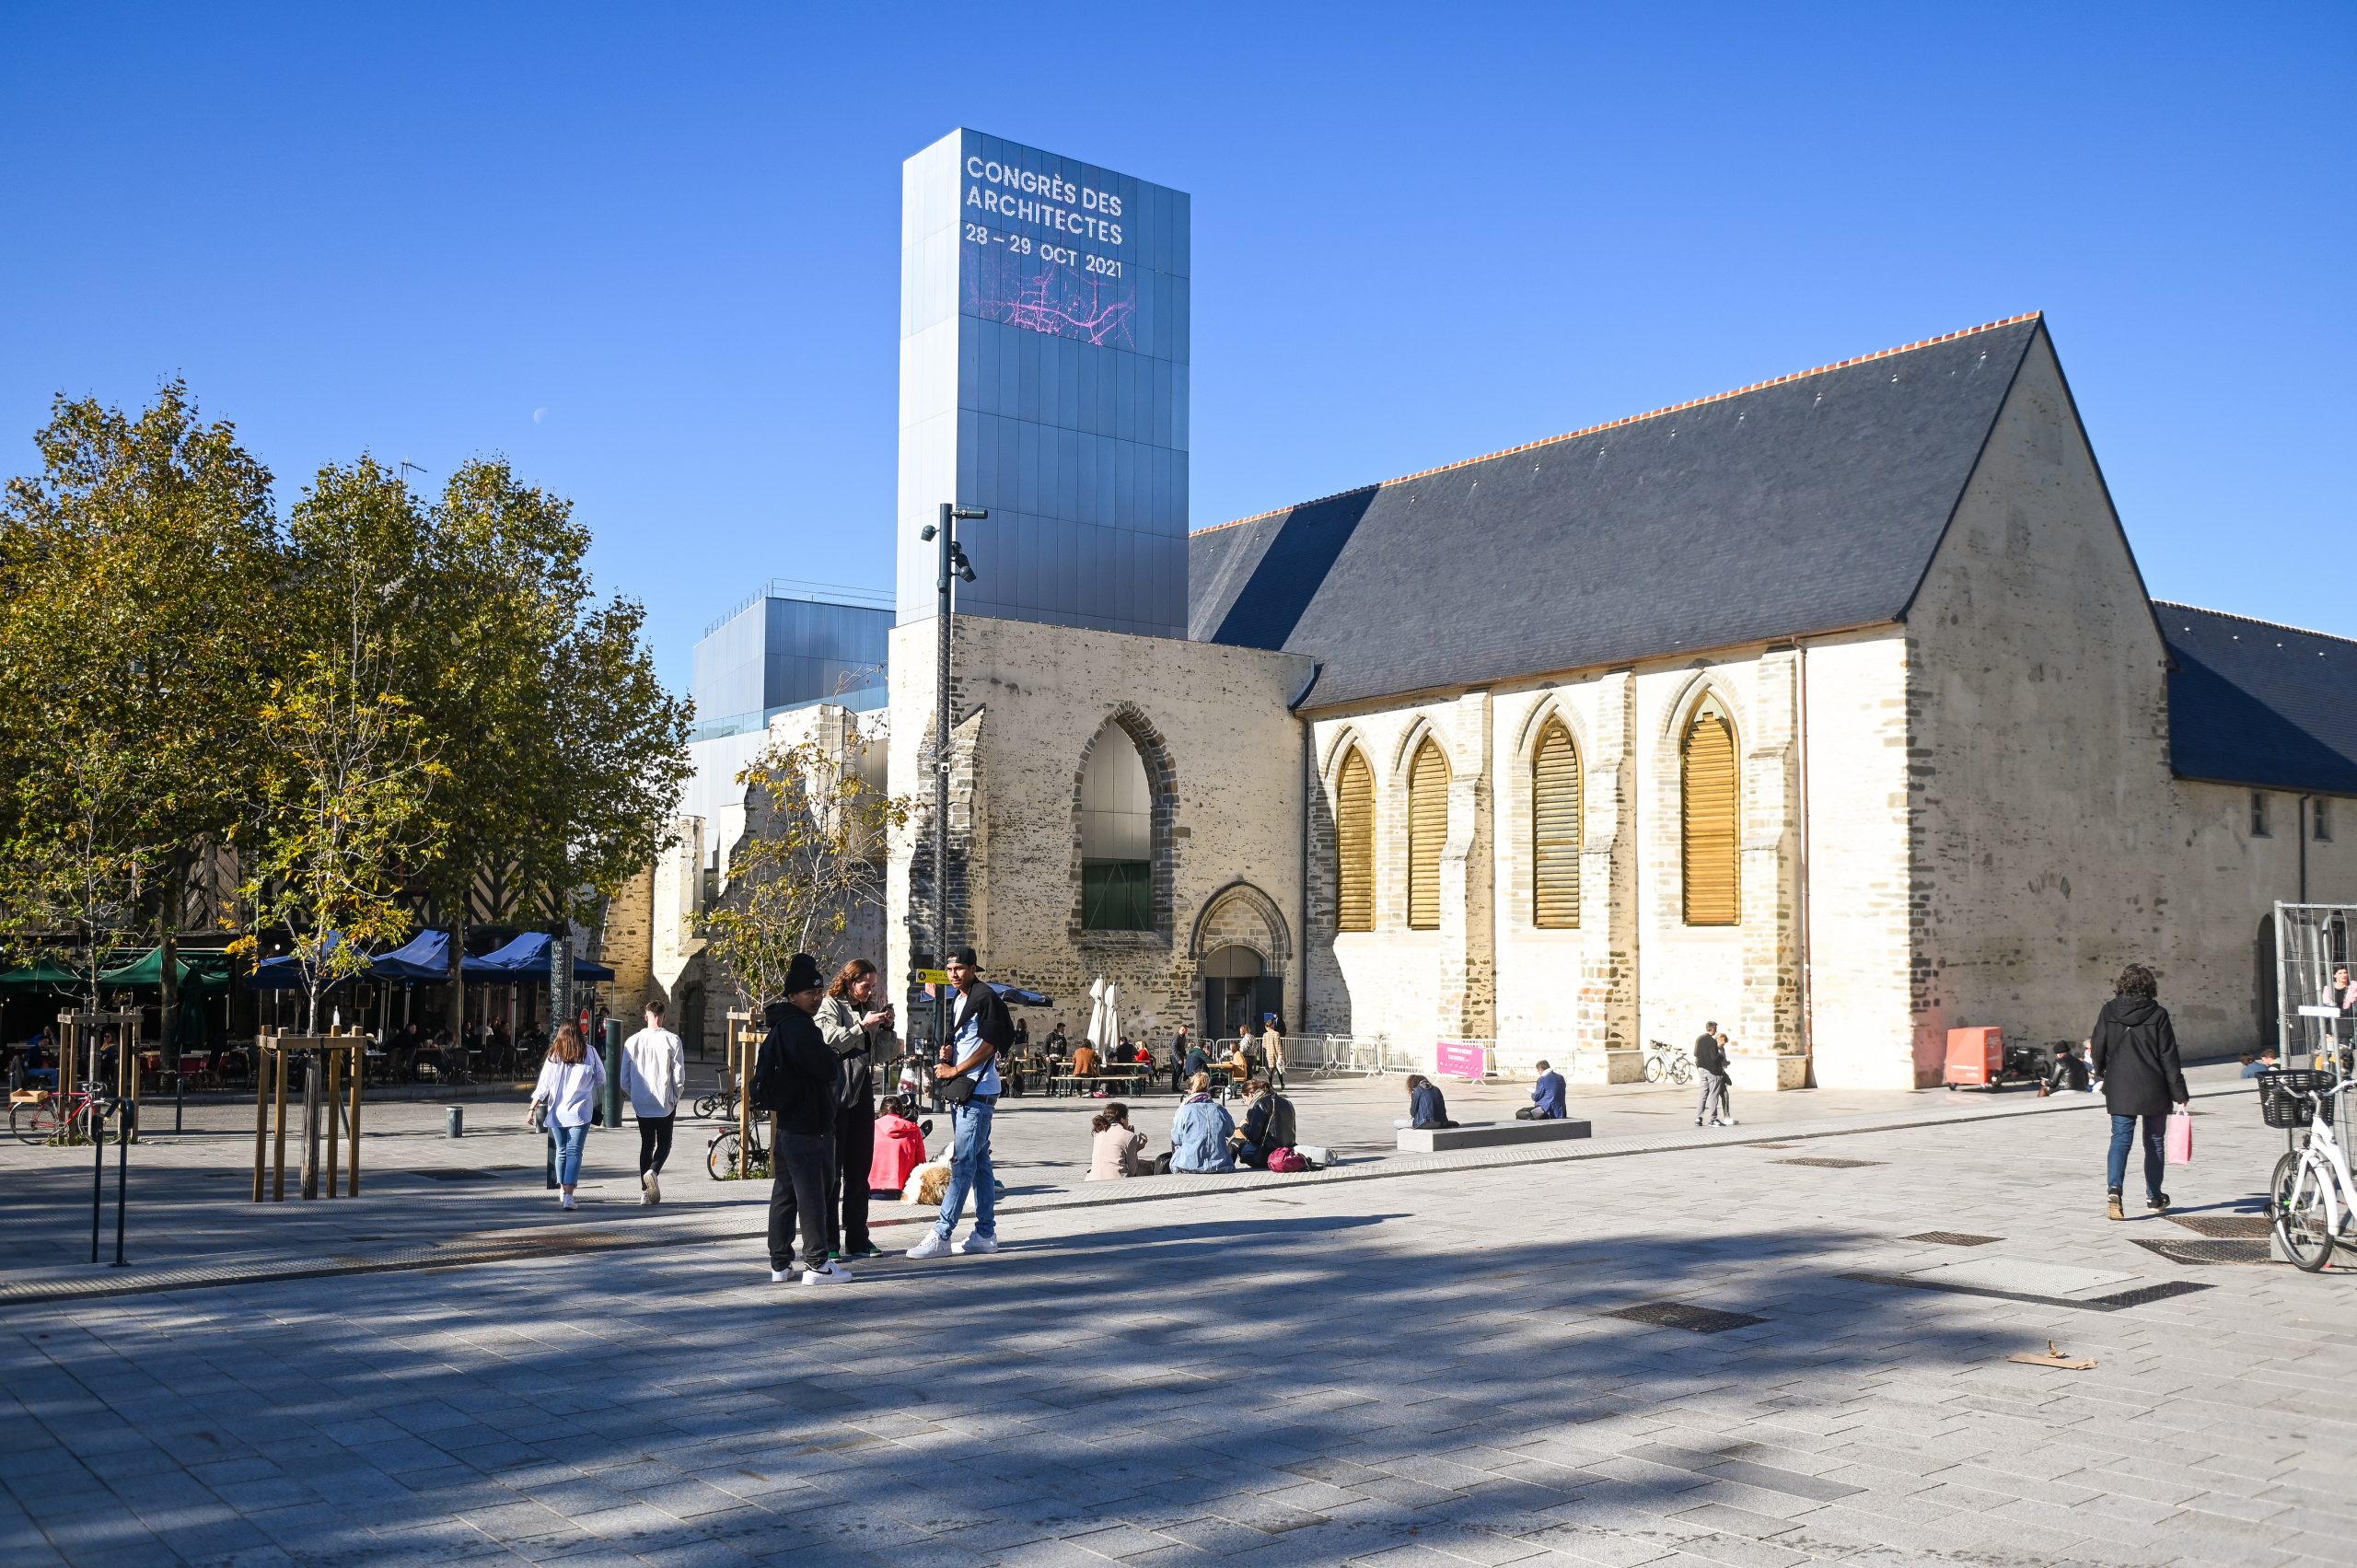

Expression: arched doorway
xmin=1202 ymin=944 xmax=1279 ymax=1041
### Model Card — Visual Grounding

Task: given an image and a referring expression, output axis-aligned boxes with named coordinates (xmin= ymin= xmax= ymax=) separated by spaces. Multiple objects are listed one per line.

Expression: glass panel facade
xmin=689 ymin=585 xmax=891 ymax=741
xmin=899 ymin=130 xmax=1190 ymax=640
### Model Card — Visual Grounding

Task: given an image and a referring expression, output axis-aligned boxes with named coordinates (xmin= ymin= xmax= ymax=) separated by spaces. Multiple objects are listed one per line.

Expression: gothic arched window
xmin=1407 ymin=737 xmax=1449 ymax=932
xmin=1532 ymin=719 xmax=1581 ymax=928
xmin=1335 ymin=747 xmax=1374 ymax=933
xmin=1681 ymin=698 xmax=1740 ymax=926
xmin=1080 ymin=720 xmax=1152 ymax=930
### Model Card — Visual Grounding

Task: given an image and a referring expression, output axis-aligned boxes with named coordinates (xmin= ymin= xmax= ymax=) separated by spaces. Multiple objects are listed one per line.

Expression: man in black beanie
xmin=754 ymin=954 xmax=851 ymax=1285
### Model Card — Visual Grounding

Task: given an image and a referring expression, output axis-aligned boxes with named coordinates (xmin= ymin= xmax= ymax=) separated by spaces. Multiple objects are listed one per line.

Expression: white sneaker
xmin=802 ymin=1262 xmax=853 ymax=1285
xmin=770 ymin=1267 xmax=796 ymax=1283
xmin=1716 ymin=1118 xmax=1738 ymax=1127
xmin=906 ymin=1232 xmax=954 ymax=1260
xmin=560 ymin=1193 xmax=576 ymax=1210
xmin=643 ymin=1170 xmax=661 ymax=1204
xmin=952 ymin=1235 xmax=1000 ymax=1255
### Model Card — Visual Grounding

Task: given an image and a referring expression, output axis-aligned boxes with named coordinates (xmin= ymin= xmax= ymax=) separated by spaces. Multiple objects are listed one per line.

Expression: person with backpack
xmin=753 ymin=955 xmax=852 ymax=1285
xmin=907 ymin=947 xmax=1011 ymax=1260
xmin=2090 ymin=963 xmax=2190 ymax=1220
xmin=1694 ymin=1022 xmax=1735 ymax=1127
xmin=1228 ymin=1078 xmax=1296 ymax=1168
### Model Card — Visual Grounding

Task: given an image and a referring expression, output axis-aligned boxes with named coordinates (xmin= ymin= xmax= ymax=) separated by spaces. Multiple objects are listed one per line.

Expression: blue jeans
xmin=933 ymin=1100 xmax=995 ymax=1239
xmin=2107 ymin=1113 xmax=2165 ymax=1198
xmin=550 ymin=1121 xmax=589 ymax=1187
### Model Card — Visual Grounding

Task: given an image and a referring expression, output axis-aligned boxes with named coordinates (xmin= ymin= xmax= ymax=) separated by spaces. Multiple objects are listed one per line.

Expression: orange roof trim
xmin=1191 ymin=312 xmax=2045 ymax=537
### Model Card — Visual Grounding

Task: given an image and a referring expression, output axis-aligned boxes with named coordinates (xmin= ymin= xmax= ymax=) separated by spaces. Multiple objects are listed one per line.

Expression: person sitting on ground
xmin=2041 ymin=1040 xmax=2095 ymax=1096
xmin=1516 ymin=1060 xmax=1568 ymax=1121
xmin=1088 ymin=1101 xmax=1150 ymax=1179
xmin=1228 ymin=1077 xmax=1296 ymax=1168
xmin=1396 ymin=1073 xmax=1457 ymax=1130
xmin=1168 ymin=1073 xmax=1237 ymax=1172
xmin=870 ymin=1095 xmax=931 ymax=1197
xmin=2240 ymin=1047 xmax=2281 ymax=1080
xmin=1071 ymin=1040 xmax=1100 ymax=1078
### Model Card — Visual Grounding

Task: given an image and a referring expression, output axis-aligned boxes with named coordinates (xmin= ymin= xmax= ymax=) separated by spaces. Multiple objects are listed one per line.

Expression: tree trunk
xmin=447 ymin=909 xmax=468 ymax=1040
xmin=157 ymin=861 xmax=184 ymax=1072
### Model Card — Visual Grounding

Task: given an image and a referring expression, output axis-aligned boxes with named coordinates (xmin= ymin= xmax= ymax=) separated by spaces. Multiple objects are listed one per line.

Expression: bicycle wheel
xmin=2273 ymin=1149 xmax=2337 ymax=1273
xmin=694 ymin=1092 xmax=724 ymax=1120
xmin=1671 ymin=1059 xmax=1693 ymax=1086
xmin=1644 ymin=1056 xmax=1665 ymax=1083
xmin=10 ymin=1098 xmax=58 ymax=1144
xmin=708 ymin=1131 xmax=740 ymax=1180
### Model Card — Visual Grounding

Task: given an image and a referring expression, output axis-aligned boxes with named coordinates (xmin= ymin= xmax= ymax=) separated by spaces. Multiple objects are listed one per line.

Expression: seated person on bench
xmin=1396 ymin=1074 xmax=1457 ymax=1130
xmin=1228 ymin=1078 xmax=1296 ymax=1168
xmin=1515 ymin=1059 xmax=1567 ymax=1121
xmin=1070 ymin=1041 xmax=1100 ymax=1078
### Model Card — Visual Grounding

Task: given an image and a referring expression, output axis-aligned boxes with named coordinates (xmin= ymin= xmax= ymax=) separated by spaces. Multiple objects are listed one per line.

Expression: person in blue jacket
xmin=1397 ymin=1074 xmax=1457 ymax=1130
xmin=1515 ymin=1060 xmax=1567 ymax=1121
xmin=1167 ymin=1072 xmax=1236 ymax=1172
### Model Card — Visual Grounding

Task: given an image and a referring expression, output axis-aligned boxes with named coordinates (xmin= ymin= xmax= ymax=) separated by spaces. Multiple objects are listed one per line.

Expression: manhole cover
xmin=1905 ymin=1231 xmax=2002 ymax=1247
xmin=2168 ymin=1214 xmax=2270 ymax=1239
xmin=2134 ymin=1237 xmax=2273 ymax=1267
xmin=1773 ymin=1157 xmax=1884 ymax=1168
xmin=1605 ymin=1301 xmax=1765 ymax=1334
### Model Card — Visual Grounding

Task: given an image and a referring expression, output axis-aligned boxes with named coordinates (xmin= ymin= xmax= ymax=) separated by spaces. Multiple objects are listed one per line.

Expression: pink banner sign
xmin=1434 ymin=1041 xmax=1487 ymax=1081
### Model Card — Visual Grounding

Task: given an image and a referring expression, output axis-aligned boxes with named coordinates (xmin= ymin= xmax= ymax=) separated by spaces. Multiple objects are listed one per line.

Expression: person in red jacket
xmin=869 ymin=1096 xmax=930 ymax=1197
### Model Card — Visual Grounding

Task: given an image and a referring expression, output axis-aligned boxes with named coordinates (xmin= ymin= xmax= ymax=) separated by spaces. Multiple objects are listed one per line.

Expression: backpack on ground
xmin=1266 ymin=1146 xmax=1309 ymax=1174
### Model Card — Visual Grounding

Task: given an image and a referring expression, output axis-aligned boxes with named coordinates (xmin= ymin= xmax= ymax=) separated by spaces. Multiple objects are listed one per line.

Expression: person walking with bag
xmin=2090 ymin=963 xmax=2191 ymax=1220
xmin=754 ymin=955 xmax=852 ymax=1285
xmin=907 ymin=947 xmax=1011 ymax=1260
xmin=816 ymin=958 xmax=897 ymax=1261
xmin=620 ymin=998 xmax=686 ymax=1204
xmin=526 ymin=1024 xmax=604 ymax=1211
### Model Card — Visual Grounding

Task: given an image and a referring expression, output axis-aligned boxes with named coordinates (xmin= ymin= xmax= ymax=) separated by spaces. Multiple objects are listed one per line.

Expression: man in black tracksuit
xmin=755 ymin=954 xmax=849 ymax=1284
xmin=1694 ymin=1022 xmax=1734 ymax=1127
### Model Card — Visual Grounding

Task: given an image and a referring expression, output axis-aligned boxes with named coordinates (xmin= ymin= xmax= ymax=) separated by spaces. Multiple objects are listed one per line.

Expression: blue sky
xmin=3 ymin=4 xmax=2350 ymax=691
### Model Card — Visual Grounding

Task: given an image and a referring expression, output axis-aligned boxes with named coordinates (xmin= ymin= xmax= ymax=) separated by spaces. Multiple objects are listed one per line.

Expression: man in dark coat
xmin=2089 ymin=963 xmax=2190 ymax=1220
xmin=1693 ymin=1023 xmax=1734 ymax=1127
xmin=754 ymin=954 xmax=851 ymax=1284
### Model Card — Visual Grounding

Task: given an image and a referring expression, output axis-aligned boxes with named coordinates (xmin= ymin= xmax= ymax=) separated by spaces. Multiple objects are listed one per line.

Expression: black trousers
xmin=832 ymin=1100 xmax=875 ymax=1253
xmin=766 ymin=1128 xmax=833 ymax=1272
xmin=637 ymin=1114 xmax=675 ymax=1175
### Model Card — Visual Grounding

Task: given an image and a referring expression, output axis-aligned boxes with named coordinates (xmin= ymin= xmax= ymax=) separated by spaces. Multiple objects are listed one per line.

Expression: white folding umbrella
xmin=1085 ymin=975 xmax=1109 ymax=1050
xmin=1100 ymin=981 xmax=1121 ymax=1052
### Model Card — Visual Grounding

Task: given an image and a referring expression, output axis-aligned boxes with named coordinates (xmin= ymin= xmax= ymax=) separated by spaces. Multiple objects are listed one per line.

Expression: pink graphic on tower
xmin=967 ymin=249 xmax=1135 ymax=348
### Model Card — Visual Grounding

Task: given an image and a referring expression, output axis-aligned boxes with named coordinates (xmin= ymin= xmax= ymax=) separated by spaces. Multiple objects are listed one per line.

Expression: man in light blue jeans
xmin=908 ymin=947 xmax=1010 ymax=1259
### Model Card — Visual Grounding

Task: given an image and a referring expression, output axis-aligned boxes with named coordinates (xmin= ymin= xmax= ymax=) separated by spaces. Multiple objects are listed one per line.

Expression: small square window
xmin=2318 ymin=798 xmax=2335 ymax=842
xmin=2251 ymin=792 xmax=2270 ymax=838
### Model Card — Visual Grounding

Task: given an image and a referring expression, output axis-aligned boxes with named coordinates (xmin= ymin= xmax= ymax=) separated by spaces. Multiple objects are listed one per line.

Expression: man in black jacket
xmin=2091 ymin=963 xmax=2190 ymax=1220
xmin=755 ymin=954 xmax=852 ymax=1285
xmin=1694 ymin=1023 xmax=1735 ymax=1127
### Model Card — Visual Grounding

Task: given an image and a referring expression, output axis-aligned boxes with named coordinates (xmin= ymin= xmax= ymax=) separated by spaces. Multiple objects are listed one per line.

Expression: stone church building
xmin=863 ymin=312 xmax=2355 ymax=1090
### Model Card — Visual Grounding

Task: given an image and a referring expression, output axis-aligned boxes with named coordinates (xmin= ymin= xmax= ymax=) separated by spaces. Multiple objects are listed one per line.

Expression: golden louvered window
xmin=1408 ymin=737 xmax=1449 ymax=931
xmin=1335 ymin=748 xmax=1374 ymax=933
xmin=1681 ymin=699 xmax=1740 ymax=926
xmin=1532 ymin=719 xmax=1581 ymax=928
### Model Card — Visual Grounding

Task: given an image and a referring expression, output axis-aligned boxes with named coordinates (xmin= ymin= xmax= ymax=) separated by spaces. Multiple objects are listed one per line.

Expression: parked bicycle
xmin=1643 ymin=1040 xmax=1694 ymax=1086
xmin=706 ymin=1117 xmax=769 ymax=1181
xmin=10 ymin=1077 xmax=104 ymax=1145
xmin=2265 ymin=1058 xmax=2356 ymax=1272
xmin=694 ymin=1083 xmax=740 ymax=1121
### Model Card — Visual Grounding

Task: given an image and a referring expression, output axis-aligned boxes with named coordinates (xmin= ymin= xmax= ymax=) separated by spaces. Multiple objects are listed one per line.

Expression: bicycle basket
xmin=2258 ymin=1069 xmax=2335 ymax=1130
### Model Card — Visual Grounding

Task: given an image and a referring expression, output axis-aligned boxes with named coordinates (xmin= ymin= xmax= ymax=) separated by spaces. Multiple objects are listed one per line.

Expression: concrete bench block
xmin=1396 ymin=1119 xmax=1592 ymax=1153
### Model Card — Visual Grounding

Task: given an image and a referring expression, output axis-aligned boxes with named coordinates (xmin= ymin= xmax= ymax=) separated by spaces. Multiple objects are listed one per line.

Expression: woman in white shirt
xmin=527 ymin=1024 xmax=605 ymax=1210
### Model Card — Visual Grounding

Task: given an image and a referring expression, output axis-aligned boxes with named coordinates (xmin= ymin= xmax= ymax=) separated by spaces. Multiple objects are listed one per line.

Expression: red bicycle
xmin=9 ymin=1078 xmax=102 ymax=1144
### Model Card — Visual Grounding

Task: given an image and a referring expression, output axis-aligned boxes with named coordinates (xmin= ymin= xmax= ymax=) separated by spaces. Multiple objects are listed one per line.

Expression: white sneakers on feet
xmin=770 ymin=1267 xmax=796 ymax=1283
xmin=951 ymin=1235 xmax=1000 ymax=1255
xmin=906 ymin=1232 xmax=953 ymax=1260
xmin=802 ymin=1261 xmax=853 ymax=1285
xmin=1715 ymin=1117 xmax=1738 ymax=1127
xmin=642 ymin=1170 xmax=661 ymax=1204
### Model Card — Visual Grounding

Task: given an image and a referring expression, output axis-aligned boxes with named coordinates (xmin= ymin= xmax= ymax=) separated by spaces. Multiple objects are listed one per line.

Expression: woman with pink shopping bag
xmin=2089 ymin=963 xmax=2191 ymax=1221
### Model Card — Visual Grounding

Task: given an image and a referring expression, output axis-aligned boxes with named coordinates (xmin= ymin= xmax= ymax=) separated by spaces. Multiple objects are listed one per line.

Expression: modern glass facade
xmin=898 ymin=129 xmax=1190 ymax=640
xmin=689 ymin=583 xmax=891 ymax=742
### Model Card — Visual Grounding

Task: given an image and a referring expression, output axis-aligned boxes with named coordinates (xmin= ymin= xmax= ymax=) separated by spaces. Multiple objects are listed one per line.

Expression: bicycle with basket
xmin=2260 ymin=1053 xmax=2357 ymax=1272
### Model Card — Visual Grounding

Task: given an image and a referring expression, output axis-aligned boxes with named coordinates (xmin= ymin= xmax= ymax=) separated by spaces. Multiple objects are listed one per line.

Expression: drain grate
xmin=1904 ymin=1231 xmax=2002 ymax=1248
xmin=1774 ymin=1157 xmax=1885 ymax=1168
xmin=2167 ymin=1214 xmax=2270 ymax=1239
xmin=1605 ymin=1301 xmax=1765 ymax=1334
xmin=2134 ymin=1237 xmax=2273 ymax=1267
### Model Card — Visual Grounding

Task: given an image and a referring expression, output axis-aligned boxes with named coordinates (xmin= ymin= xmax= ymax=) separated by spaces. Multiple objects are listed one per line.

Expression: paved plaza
xmin=3 ymin=1063 xmax=2348 ymax=1567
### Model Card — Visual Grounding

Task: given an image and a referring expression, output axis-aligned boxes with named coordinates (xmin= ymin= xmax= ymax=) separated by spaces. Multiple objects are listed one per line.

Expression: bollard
xmin=112 ymin=1099 xmax=131 ymax=1267
xmin=89 ymin=1095 xmax=106 ymax=1263
xmin=598 ymin=1018 xmax=624 ymax=1129
xmin=445 ymin=1105 xmax=464 ymax=1138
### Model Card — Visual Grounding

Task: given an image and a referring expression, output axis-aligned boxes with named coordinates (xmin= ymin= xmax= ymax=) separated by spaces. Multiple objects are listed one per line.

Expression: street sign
xmin=914 ymin=968 xmax=949 ymax=984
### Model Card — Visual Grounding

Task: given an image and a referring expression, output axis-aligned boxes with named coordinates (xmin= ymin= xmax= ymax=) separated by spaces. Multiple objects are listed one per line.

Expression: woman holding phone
xmin=816 ymin=958 xmax=898 ymax=1260
xmin=527 ymin=1023 xmax=605 ymax=1211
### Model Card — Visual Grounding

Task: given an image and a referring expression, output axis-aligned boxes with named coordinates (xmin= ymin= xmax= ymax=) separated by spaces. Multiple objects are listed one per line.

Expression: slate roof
xmin=2157 ymin=603 xmax=2357 ymax=796
xmin=1189 ymin=315 xmax=2045 ymax=708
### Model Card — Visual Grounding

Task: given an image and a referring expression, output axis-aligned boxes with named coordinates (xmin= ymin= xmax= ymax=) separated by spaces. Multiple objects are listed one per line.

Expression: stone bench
xmin=1396 ymin=1119 xmax=1592 ymax=1153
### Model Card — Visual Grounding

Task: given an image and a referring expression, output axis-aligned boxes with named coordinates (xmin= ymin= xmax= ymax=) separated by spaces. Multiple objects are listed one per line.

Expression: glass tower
xmin=897 ymin=129 xmax=1190 ymax=639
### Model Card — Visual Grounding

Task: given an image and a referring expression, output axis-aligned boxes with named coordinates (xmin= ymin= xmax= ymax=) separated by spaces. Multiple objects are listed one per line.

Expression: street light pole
xmin=923 ymin=503 xmax=983 ymax=1060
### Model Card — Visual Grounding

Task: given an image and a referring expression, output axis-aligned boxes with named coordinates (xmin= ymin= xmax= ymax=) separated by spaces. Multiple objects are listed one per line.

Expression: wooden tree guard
xmin=251 ymin=1030 xmax=366 ymax=1202
xmin=59 ymin=1010 xmax=145 ymax=1144
xmin=727 ymin=1009 xmax=757 ymax=1179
